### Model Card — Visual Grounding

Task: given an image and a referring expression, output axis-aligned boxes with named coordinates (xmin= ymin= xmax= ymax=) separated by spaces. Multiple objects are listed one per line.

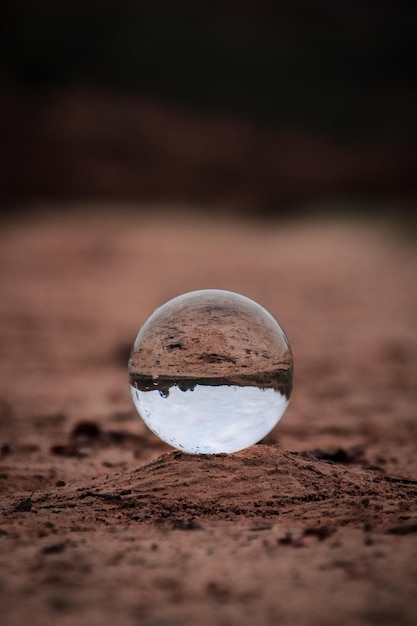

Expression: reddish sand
xmin=0 ymin=208 xmax=416 ymax=626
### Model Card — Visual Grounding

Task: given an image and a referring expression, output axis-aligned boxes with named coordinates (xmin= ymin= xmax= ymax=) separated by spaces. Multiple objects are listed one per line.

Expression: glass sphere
xmin=129 ymin=289 xmax=293 ymax=454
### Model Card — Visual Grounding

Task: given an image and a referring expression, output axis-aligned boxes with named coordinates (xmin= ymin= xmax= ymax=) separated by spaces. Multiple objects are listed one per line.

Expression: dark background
xmin=1 ymin=0 xmax=416 ymax=216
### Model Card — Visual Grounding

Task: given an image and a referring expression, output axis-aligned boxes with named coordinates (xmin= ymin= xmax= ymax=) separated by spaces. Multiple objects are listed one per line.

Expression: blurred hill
xmin=0 ymin=0 xmax=416 ymax=214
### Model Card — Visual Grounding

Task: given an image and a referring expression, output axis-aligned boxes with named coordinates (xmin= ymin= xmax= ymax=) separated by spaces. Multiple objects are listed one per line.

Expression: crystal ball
xmin=129 ymin=289 xmax=293 ymax=454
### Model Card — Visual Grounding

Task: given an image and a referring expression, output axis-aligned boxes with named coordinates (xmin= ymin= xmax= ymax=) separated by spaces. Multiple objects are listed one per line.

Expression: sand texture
xmin=1 ymin=208 xmax=417 ymax=626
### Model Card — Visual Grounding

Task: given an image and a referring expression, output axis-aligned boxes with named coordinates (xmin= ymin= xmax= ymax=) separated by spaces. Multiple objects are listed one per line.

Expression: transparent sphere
xmin=129 ymin=289 xmax=293 ymax=454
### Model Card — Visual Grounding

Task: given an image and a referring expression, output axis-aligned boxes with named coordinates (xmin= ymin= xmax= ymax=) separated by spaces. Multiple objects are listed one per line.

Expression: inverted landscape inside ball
xmin=129 ymin=289 xmax=293 ymax=454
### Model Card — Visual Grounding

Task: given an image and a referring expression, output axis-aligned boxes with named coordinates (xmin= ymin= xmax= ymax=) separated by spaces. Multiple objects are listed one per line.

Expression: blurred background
xmin=1 ymin=0 xmax=416 ymax=218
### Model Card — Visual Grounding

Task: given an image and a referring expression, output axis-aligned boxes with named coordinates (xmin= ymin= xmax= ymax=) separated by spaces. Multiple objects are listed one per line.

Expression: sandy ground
xmin=0 ymin=207 xmax=416 ymax=626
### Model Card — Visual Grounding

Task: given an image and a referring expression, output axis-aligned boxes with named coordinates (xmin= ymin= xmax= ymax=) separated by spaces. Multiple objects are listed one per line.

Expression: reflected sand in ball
xmin=129 ymin=289 xmax=293 ymax=454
